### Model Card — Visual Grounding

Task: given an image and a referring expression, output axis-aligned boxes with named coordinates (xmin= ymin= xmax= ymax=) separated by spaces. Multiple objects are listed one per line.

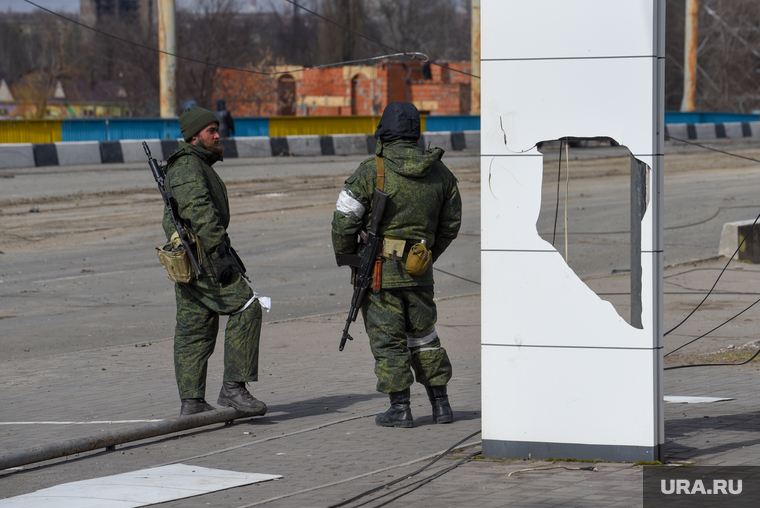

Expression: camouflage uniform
xmin=162 ymin=141 xmax=260 ymax=400
xmin=331 ymin=137 xmax=462 ymax=394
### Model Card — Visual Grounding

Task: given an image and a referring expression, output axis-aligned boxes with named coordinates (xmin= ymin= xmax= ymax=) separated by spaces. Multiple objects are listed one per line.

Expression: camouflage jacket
xmin=161 ymin=141 xmax=229 ymax=271
xmin=331 ymin=139 xmax=462 ymax=288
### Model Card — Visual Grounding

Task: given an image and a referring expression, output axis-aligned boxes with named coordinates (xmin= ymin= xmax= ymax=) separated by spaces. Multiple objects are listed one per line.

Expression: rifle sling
xmin=373 ymin=156 xmax=385 ymax=294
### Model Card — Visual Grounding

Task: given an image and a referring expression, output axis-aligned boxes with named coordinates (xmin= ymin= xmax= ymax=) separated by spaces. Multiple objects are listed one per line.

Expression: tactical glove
xmin=214 ymin=244 xmax=237 ymax=284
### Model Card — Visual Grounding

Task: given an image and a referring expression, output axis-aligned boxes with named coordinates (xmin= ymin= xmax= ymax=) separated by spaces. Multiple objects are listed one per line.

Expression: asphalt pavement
xmin=2 ymin=143 xmax=760 ymax=507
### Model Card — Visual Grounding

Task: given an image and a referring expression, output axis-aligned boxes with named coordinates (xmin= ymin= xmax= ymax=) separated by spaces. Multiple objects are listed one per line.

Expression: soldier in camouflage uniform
xmin=331 ymin=102 xmax=462 ymax=428
xmin=163 ymin=106 xmax=267 ymax=417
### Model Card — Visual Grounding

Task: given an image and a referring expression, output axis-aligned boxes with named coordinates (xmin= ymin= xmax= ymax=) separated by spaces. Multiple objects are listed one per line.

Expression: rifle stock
xmin=144 ymin=142 xmax=202 ymax=278
xmin=339 ymin=188 xmax=389 ymax=351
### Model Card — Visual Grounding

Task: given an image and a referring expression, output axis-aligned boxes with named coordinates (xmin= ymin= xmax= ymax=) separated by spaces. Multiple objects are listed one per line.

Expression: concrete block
xmin=235 ymin=137 xmax=271 ymax=158
xmin=719 ymin=219 xmax=760 ymax=263
xmin=33 ymin=144 xmax=59 ymax=166
xmin=422 ymin=131 xmax=453 ymax=152
xmin=723 ymin=122 xmax=745 ymax=139
xmin=464 ymin=130 xmax=480 ymax=150
xmin=0 ymin=143 xmax=35 ymax=169
xmin=694 ymin=123 xmax=717 ymax=140
xmin=270 ymin=137 xmax=290 ymax=156
xmin=54 ymin=141 xmax=102 ymax=166
xmin=120 ymin=139 xmax=163 ymax=163
xmin=161 ymin=139 xmax=180 ymax=159
xmin=451 ymin=131 xmax=467 ymax=150
xmin=319 ymin=136 xmax=335 ymax=155
xmin=100 ymin=141 xmax=124 ymax=163
xmin=331 ymin=134 xmax=367 ymax=155
xmin=665 ymin=123 xmax=689 ymax=141
xmin=366 ymin=135 xmax=377 ymax=154
xmin=749 ymin=122 xmax=760 ymax=137
xmin=286 ymin=135 xmax=322 ymax=156
xmin=219 ymin=138 xmax=238 ymax=158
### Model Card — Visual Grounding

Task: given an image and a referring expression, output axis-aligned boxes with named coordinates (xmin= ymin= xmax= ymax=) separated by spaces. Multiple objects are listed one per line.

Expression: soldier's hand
xmin=214 ymin=252 xmax=237 ymax=284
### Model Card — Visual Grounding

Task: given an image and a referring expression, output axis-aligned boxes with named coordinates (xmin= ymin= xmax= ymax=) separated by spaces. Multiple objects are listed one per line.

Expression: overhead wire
xmin=22 ymin=0 xmax=429 ymax=76
xmin=285 ymin=0 xmax=480 ymax=79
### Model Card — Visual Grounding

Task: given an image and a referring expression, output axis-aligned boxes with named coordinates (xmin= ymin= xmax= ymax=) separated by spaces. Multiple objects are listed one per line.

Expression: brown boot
xmin=217 ymin=382 xmax=267 ymax=415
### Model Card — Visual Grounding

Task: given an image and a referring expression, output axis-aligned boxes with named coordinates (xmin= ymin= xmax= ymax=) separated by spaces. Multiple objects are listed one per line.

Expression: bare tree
xmin=317 ymin=0 xmax=370 ymax=63
xmin=368 ymin=0 xmax=469 ymax=61
xmin=665 ymin=0 xmax=760 ymax=112
xmin=8 ymin=15 xmax=84 ymax=118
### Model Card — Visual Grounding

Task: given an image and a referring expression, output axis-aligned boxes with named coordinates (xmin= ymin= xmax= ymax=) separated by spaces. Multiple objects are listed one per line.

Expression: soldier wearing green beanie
xmin=162 ymin=106 xmax=269 ymax=417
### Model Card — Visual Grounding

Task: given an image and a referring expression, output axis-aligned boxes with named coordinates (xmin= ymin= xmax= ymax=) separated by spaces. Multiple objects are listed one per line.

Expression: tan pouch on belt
xmin=156 ymin=231 xmax=200 ymax=283
xmin=382 ymin=236 xmax=407 ymax=260
xmin=405 ymin=241 xmax=431 ymax=276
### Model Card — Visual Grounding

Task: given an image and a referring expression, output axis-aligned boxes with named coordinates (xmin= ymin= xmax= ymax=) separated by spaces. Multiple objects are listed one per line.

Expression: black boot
xmin=179 ymin=398 xmax=215 ymax=416
xmin=425 ymin=385 xmax=453 ymax=424
xmin=217 ymin=381 xmax=267 ymax=415
xmin=375 ymin=388 xmax=414 ymax=428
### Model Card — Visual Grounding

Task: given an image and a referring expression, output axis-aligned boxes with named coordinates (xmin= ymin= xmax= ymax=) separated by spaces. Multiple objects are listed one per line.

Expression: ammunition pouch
xmin=382 ymin=237 xmax=407 ymax=261
xmin=157 ymin=231 xmax=202 ymax=283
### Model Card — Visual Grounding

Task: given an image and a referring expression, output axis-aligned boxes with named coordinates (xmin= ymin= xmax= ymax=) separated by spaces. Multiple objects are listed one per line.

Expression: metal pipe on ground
xmin=0 ymin=408 xmax=259 ymax=471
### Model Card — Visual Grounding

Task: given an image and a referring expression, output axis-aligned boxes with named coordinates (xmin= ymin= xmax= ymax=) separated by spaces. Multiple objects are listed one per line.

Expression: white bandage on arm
xmin=336 ymin=188 xmax=365 ymax=218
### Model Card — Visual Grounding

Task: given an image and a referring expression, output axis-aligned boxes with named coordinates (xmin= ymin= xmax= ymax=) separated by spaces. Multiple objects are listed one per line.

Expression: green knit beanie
xmin=179 ymin=106 xmax=219 ymax=141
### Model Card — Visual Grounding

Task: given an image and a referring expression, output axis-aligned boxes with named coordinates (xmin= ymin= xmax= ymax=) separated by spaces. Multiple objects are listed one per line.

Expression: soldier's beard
xmin=199 ymin=137 xmax=225 ymax=156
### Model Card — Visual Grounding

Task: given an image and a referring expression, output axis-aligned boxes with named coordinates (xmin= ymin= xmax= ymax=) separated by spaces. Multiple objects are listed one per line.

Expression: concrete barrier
xmin=286 ymin=135 xmax=322 ymax=156
xmin=54 ymin=141 xmax=101 ymax=166
xmin=464 ymin=130 xmax=480 ymax=150
xmin=666 ymin=121 xmax=760 ymax=141
xmin=0 ymin=143 xmax=35 ymax=169
xmin=332 ymin=134 xmax=369 ymax=155
xmin=121 ymin=139 xmax=163 ymax=163
xmin=422 ymin=132 xmax=453 ymax=152
xmin=1 ymin=131 xmax=480 ymax=169
xmin=719 ymin=219 xmax=760 ymax=263
xmin=235 ymin=137 xmax=271 ymax=158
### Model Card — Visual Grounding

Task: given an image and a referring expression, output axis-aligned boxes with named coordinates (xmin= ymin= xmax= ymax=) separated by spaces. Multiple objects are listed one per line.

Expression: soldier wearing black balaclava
xmin=331 ymin=102 xmax=462 ymax=428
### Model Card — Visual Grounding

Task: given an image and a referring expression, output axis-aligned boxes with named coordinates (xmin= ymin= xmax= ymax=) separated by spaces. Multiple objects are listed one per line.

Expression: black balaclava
xmin=374 ymin=102 xmax=421 ymax=142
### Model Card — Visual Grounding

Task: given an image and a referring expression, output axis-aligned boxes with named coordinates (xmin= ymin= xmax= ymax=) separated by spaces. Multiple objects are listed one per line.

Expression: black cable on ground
xmin=665 ymin=348 xmax=760 ymax=370
xmin=663 ymin=211 xmax=760 ymax=338
xmin=364 ymin=451 xmax=482 ymax=508
xmin=665 ymin=297 xmax=760 ymax=357
xmin=327 ymin=430 xmax=481 ymax=508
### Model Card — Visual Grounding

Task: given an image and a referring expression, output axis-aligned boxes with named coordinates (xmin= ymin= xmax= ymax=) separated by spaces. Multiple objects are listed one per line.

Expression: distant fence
xmin=0 ymin=119 xmax=62 ymax=143
xmin=1 ymin=115 xmax=479 ymax=144
xmin=664 ymin=111 xmax=759 ymax=124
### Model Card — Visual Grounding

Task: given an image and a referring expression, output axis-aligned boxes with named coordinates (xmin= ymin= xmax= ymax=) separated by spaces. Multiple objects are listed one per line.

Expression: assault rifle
xmin=338 ymin=188 xmax=389 ymax=351
xmin=144 ymin=141 xmax=202 ymax=279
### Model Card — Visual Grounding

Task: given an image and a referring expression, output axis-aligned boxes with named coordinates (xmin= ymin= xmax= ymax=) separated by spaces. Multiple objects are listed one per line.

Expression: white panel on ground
xmin=481 ymin=0 xmax=665 ymax=462
xmin=664 ymin=396 xmax=735 ymax=404
xmin=0 ymin=464 xmax=281 ymax=508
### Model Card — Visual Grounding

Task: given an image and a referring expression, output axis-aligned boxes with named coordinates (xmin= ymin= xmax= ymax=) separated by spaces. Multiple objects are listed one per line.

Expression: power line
xmin=285 ymin=0 xmax=481 ymax=79
xmin=22 ymin=0 xmax=428 ymax=77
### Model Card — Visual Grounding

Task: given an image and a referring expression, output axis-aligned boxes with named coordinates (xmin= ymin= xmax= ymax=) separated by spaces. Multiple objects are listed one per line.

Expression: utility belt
xmin=336 ymin=235 xmax=431 ymax=276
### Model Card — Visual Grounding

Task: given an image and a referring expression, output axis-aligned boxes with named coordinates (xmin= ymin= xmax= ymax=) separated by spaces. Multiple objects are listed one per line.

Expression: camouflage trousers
xmin=361 ymin=289 xmax=452 ymax=394
xmin=173 ymin=273 xmax=262 ymax=400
